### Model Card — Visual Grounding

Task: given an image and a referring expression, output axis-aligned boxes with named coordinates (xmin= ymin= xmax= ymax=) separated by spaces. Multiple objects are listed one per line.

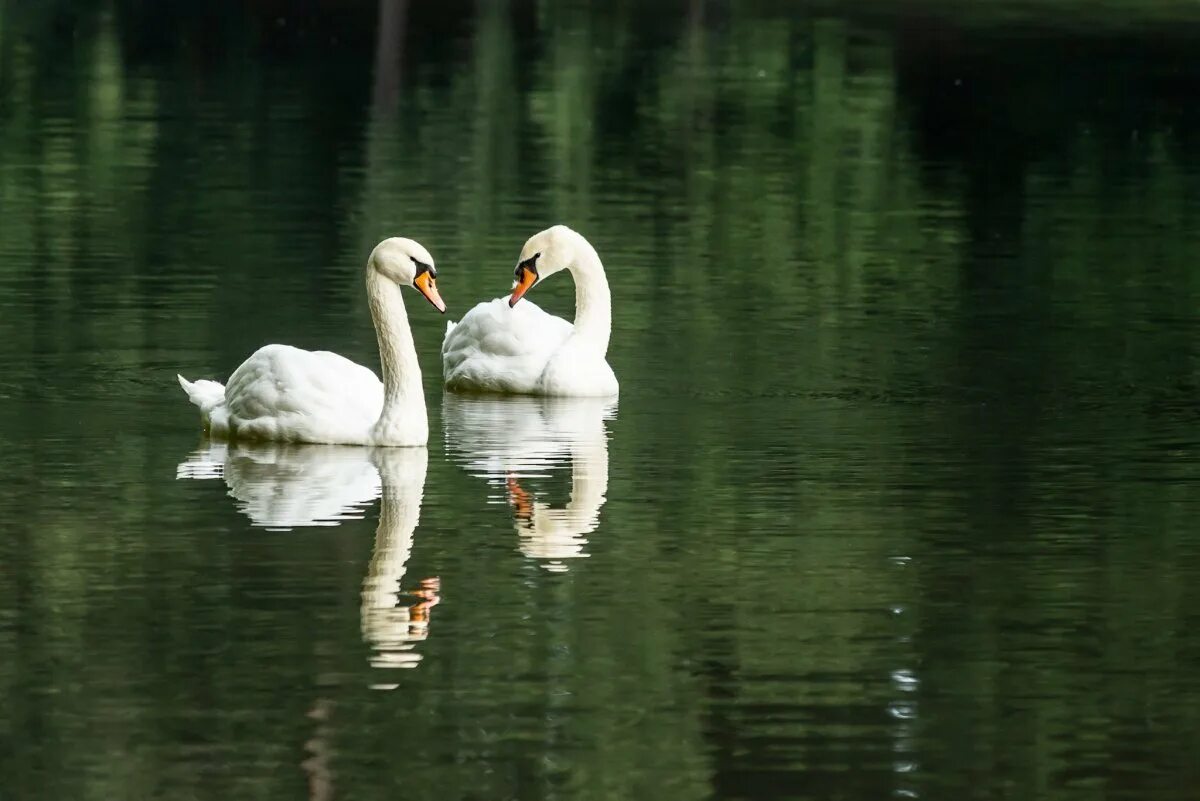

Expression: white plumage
xmin=177 ymin=237 xmax=445 ymax=447
xmin=180 ymin=345 xmax=385 ymax=445
xmin=442 ymin=298 xmax=572 ymax=394
xmin=441 ymin=225 xmax=618 ymax=397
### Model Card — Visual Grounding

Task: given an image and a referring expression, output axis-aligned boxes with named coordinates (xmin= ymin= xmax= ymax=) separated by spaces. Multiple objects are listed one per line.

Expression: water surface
xmin=2 ymin=2 xmax=1200 ymax=799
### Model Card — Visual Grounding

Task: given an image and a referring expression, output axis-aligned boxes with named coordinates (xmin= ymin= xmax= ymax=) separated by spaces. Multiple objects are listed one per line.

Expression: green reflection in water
xmin=1 ymin=2 xmax=1199 ymax=799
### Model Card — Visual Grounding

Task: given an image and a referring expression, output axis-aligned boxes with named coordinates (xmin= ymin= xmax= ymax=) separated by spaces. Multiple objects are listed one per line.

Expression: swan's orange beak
xmin=509 ymin=265 xmax=537 ymax=307
xmin=415 ymin=272 xmax=446 ymax=313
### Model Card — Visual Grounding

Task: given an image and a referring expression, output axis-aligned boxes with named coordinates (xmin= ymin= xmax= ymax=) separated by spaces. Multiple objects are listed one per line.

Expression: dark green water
xmin=3 ymin=2 xmax=1200 ymax=799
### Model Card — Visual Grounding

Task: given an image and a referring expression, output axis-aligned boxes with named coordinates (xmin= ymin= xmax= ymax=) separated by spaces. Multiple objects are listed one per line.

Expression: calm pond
xmin=2 ymin=2 xmax=1199 ymax=799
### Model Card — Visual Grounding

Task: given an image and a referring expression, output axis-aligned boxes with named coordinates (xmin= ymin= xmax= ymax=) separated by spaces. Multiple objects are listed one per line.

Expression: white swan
xmin=443 ymin=395 xmax=613 ymax=571
xmin=176 ymin=443 xmax=439 ymax=675
xmin=177 ymin=237 xmax=446 ymax=447
xmin=441 ymin=225 xmax=618 ymax=396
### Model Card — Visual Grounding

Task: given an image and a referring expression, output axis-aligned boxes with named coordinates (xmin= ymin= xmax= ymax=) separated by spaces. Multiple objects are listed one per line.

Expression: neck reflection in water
xmin=442 ymin=395 xmax=615 ymax=573
xmin=176 ymin=443 xmax=438 ymax=683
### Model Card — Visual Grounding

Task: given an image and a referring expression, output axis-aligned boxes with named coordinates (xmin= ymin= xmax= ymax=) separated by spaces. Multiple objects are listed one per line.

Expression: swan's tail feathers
xmin=441 ymin=319 xmax=459 ymax=355
xmin=177 ymin=374 xmax=226 ymax=418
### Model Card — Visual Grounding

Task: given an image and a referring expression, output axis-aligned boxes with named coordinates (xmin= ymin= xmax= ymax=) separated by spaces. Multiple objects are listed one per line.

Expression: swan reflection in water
xmin=176 ymin=443 xmax=439 ymax=680
xmin=442 ymin=395 xmax=615 ymax=572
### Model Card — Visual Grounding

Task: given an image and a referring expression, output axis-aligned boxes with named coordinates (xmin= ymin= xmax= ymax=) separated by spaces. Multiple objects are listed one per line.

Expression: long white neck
xmin=566 ymin=235 xmax=612 ymax=355
xmin=366 ymin=269 xmax=428 ymax=446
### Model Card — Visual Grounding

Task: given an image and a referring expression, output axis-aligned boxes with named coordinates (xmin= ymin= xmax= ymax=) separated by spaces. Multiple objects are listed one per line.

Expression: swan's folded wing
xmin=441 ymin=298 xmax=572 ymax=393
xmin=224 ymin=344 xmax=384 ymax=442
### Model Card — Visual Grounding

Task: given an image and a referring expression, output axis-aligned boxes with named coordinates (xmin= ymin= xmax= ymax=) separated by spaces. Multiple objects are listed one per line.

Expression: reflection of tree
xmin=3 ymin=2 xmax=1200 ymax=799
xmin=371 ymin=0 xmax=407 ymax=114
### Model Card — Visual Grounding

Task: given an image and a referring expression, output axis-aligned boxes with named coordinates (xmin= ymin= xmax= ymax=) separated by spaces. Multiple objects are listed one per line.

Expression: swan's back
xmin=442 ymin=298 xmax=572 ymax=394
xmin=224 ymin=344 xmax=384 ymax=443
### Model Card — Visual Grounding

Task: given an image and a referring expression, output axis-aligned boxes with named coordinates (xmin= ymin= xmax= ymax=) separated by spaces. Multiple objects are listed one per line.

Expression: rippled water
xmin=3 ymin=2 xmax=1200 ymax=799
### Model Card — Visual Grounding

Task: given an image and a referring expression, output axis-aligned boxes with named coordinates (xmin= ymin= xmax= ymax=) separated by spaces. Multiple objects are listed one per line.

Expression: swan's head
xmin=369 ymin=237 xmax=446 ymax=313
xmin=509 ymin=225 xmax=578 ymax=307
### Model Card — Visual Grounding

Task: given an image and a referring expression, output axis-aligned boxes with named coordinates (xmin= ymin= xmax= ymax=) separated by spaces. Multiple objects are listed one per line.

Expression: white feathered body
xmin=179 ymin=344 xmax=386 ymax=445
xmin=442 ymin=298 xmax=617 ymax=396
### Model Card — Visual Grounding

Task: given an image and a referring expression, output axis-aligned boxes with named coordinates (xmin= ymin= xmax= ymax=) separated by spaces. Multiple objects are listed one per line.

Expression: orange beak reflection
xmin=507 ymin=473 xmax=534 ymax=522
xmin=414 ymin=271 xmax=446 ymax=313
xmin=509 ymin=265 xmax=537 ymax=307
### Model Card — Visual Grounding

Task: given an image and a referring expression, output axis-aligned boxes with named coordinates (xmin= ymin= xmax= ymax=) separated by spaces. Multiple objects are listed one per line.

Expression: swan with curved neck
xmin=441 ymin=225 xmax=618 ymax=396
xmin=177 ymin=238 xmax=446 ymax=446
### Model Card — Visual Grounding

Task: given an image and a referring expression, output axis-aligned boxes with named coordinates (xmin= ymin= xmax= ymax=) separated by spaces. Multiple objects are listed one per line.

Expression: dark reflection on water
xmin=2 ymin=1 xmax=1200 ymax=799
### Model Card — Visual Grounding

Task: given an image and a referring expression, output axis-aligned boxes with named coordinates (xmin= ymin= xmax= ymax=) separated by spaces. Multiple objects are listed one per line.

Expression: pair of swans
xmin=177 ymin=395 xmax=613 ymax=673
xmin=177 ymin=225 xmax=617 ymax=447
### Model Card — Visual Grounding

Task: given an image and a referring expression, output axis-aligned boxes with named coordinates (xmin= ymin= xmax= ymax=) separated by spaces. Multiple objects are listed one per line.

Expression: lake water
xmin=2 ymin=2 xmax=1200 ymax=799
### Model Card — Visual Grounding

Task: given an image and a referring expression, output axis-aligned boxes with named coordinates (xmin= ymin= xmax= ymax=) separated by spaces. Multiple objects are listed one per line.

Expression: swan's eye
xmin=412 ymin=257 xmax=437 ymax=278
xmin=515 ymin=252 xmax=540 ymax=278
